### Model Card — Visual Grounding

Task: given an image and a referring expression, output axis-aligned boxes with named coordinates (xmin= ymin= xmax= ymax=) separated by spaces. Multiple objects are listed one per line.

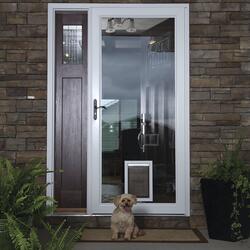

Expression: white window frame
xmin=47 ymin=3 xmax=190 ymax=216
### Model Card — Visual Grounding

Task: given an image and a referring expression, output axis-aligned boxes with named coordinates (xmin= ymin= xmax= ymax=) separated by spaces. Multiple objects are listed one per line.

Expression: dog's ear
xmin=132 ymin=195 xmax=137 ymax=205
xmin=113 ymin=195 xmax=121 ymax=207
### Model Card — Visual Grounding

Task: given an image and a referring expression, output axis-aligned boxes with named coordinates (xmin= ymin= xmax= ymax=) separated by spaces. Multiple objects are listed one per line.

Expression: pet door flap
xmin=124 ymin=161 xmax=153 ymax=202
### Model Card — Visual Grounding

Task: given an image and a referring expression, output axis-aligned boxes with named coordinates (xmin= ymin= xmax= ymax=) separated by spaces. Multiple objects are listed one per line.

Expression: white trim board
xmin=47 ymin=3 xmax=190 ymax=216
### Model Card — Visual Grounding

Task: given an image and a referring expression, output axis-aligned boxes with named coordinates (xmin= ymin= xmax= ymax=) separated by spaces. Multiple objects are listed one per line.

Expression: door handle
xmin=138 ymin=113 xmax=146 ymax=152
xmin=93 ymin=99 xmax=107 ymax=120
xmin=137 ymin=132 xmax=143 ymax=149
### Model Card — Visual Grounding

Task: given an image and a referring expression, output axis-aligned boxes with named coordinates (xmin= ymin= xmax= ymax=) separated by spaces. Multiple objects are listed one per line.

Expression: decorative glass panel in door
xmin=101 ymin=17 xmax=176 ymax=204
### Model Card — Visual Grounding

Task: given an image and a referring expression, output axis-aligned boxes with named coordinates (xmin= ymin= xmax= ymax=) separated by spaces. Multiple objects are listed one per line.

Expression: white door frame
xmin=47 ymin=3 xmax=190 ymax=216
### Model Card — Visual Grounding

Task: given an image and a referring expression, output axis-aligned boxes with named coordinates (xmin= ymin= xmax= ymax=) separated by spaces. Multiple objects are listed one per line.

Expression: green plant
xmin=0 ymin=158 xmax=54 ymax=249
xmin=43 ymin=220 xmax=83 ymax=250
xmin=5 ymin=213 xmax=41 ymax=250
xmin=0 ymin=158 xmax=55 ymax=222
xmin=5 ymin=216 xmax=83 ymax=250
xmin=0 ymin=158 xmax=83 ymax=250
xmin=203 ymin=139 xmax=250 ymax=240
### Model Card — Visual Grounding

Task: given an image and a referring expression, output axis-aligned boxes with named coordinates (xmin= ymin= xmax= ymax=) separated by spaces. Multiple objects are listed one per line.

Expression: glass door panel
xmin=101 ymin=17 xmax=175 ymax=204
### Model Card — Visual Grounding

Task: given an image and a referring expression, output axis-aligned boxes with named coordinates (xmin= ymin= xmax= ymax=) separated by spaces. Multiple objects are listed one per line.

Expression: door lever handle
xmin=93 ymin=99 xmax=107 ymax=120
xmin=97 ymin=106 xmax=107 ymax=110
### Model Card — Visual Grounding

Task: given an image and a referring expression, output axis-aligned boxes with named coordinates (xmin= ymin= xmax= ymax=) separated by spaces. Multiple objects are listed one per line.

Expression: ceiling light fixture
xmin=106 ymin=18 xmax=115 ymax=33
xmin=105 ymin=18 xmax=137 ymax=33
xmin=126 ymin=18 xmax=136 ymax=33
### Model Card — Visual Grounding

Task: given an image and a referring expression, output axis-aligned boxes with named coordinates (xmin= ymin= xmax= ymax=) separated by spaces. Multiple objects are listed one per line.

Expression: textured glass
xmin=63 ymin=25 xmax=82 ymax=64
xmin=101 ymin=18 xmax=175 ymax=203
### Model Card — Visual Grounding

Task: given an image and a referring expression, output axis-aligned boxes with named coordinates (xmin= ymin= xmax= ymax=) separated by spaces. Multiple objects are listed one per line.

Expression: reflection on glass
xmin=101 ymin=18 xmax=175 ymax=203
xmin=63 ymin=25 xmax=82 ymax=64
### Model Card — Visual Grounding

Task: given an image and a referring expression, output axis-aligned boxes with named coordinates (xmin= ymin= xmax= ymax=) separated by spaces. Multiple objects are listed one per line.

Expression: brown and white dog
xmin=111 ymin=193 xmax=143 ymax=240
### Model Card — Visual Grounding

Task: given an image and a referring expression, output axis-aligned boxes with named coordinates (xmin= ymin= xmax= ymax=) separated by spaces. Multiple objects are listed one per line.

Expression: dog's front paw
xmin=111 ymin=234 xmax=118 ymax=241
xmin=124 ymin=236 xmax=131 ymax=241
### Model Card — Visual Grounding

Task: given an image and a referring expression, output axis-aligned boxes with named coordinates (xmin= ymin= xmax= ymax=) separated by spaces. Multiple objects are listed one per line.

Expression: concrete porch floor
xmin=74 ymin=230 xmax=250 ymax=250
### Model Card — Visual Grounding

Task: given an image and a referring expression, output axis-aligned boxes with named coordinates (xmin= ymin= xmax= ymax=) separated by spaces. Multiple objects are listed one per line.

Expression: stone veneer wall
xmin=0 ymin=0 xmax=250 ymax=228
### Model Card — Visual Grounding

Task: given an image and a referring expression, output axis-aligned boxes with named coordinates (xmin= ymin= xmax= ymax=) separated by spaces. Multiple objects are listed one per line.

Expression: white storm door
xmin=89 ymin=5 xmax=189 ymax=215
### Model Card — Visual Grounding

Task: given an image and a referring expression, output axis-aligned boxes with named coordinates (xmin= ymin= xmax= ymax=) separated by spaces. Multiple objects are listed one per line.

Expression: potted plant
xmin=0 ymin=158 xmax=54 ymax=249
xmin=0 ymin=158 xmax=83 ymax=250
xmin=200 ymin=139 xmax=250 ymax=241
xmin=0 ymin=158 xmax=54 ymax=223
xmin=6 ymin=215 xmax=83 ymax=250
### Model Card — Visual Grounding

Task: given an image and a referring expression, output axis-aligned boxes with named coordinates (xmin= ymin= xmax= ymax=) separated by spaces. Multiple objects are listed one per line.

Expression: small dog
xmin=111 ymin=193 xmax=143 ymax=240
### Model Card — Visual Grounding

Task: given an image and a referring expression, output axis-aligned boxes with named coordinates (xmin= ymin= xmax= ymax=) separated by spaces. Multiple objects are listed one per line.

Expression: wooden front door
xmin=54 ymin=13 xmax=87 ymax=208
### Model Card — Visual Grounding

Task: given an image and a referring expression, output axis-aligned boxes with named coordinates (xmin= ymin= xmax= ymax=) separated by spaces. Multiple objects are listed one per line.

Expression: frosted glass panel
xmin=63 ymin=25 xmax=82 ymax=64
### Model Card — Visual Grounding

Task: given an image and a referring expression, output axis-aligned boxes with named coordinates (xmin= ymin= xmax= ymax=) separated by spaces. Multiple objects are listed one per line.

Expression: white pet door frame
xmin=124 ymin=161 xmax=153 ymax=202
